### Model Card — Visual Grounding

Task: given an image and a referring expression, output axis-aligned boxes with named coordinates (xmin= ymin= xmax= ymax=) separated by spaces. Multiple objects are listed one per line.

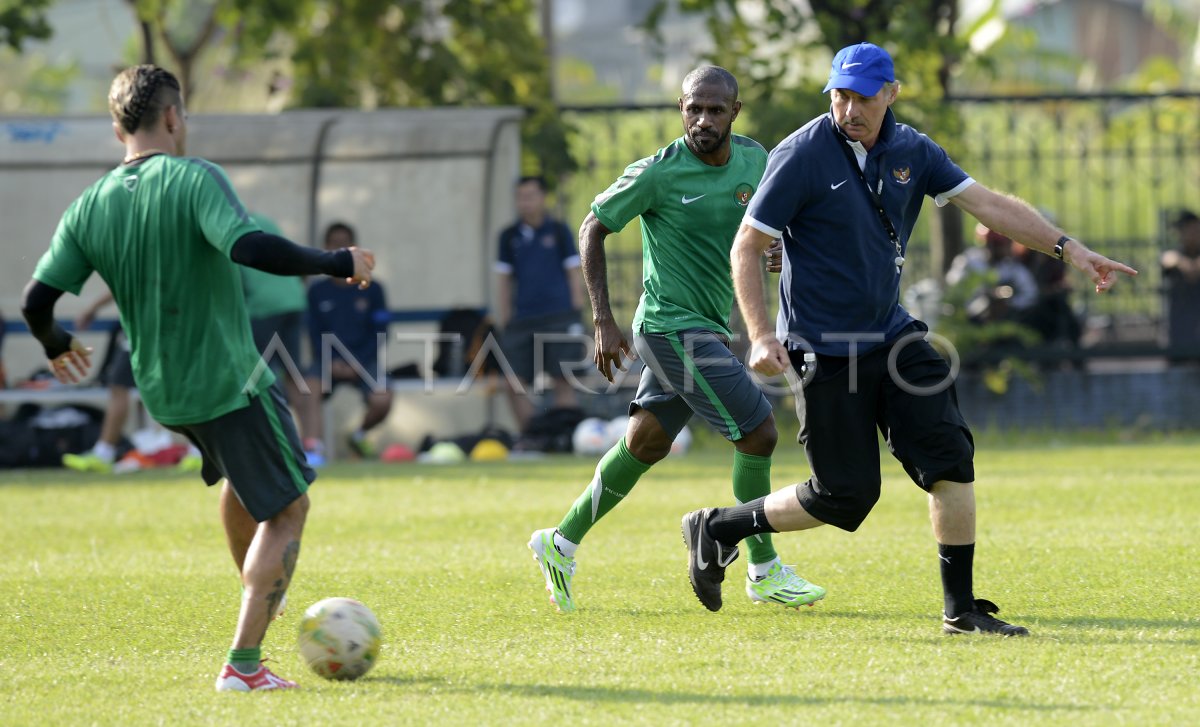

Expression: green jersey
xmin=591 ymin=134 xmax=767 ymax=336
xmin=34 ymin=155 xmax=273 ymax=425
xmin=240 ymin=213 xmax=307 ymax=318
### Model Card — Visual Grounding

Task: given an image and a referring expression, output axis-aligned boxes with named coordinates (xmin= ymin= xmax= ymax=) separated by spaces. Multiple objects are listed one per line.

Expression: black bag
xmin=433 ymin=308 xmax=500 ymax=377
xmin=0 ymin=419 xmax=36 ymax=468
xmin=513 ymin=407 xmax=587 ymax=453
xmin=0 ymin=404 xmax=104 ymax=468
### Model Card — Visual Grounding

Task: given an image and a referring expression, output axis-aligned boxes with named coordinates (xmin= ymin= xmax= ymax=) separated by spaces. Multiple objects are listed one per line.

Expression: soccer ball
xmin=605 ymin=415 xmax=630 ymax=446
xmin=298 ymin=597 xmax=382 ymax=681
xmin=671 ymin=425 xmax=692 ymax=455
xmin=572 ymin=417 xmax=612 ymax=455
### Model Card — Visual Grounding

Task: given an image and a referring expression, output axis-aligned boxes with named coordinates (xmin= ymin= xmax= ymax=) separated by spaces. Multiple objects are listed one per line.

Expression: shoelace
xmin=759 ymin=564 xmax=803 ymax=585
xmin=549 ymin=547 xmax=577 ymax=576
xmin=975 ymin=612 xmax=1015 ymax=629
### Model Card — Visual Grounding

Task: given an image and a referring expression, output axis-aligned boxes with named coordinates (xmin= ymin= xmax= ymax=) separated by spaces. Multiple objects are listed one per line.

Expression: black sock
xmin=939 ymin=543 xmax=976 ymax=617
xmin=705 ymin=497 xmax=776 ymax=547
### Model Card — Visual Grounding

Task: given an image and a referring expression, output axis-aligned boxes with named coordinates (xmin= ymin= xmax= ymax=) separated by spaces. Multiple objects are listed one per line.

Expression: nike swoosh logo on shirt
xmin=681 ymin=194 xmax=706 ymax=204
xmin=830 ymin=180 xmax=848 ymax=190
xmin=842 ymin=62 xmax=863 ymax=69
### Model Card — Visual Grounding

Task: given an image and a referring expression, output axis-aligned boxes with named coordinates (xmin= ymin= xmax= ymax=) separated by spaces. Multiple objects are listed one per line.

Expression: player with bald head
xmin=527 ymin=67 xmax=824 ymax=615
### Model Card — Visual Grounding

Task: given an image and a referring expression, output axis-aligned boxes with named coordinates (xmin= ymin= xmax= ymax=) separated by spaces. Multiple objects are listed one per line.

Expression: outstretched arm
xmin=579 ymin=211 xmax=631 ymax=382
xmin=732 ymin=224 xmax=789 ymax=375
xmin=230 ymin=231 xmax=375 ymax=289
xmin=21 ymin=279 xmax=93 ymax=383
xmin=950 ymin=184 xmax=1138 ymax=293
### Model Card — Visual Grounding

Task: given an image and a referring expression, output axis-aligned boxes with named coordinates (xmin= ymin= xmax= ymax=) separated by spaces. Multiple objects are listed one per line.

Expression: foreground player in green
xmin=20 ymin=65 xmax=375 ymax=690
xmin=528 ymin=67 xmax=823 ymax=613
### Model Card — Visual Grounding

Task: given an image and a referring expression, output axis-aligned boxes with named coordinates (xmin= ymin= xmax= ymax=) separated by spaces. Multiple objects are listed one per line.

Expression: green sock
xmin=227 ymin=646 xmax=262 ymax=675
xmin=732 ymin=451 xmax=777 ymax=565
xmin=557 ymin=438 xmax=652 ymax=544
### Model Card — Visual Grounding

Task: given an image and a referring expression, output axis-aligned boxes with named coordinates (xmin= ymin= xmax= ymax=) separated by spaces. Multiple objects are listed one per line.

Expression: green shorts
xmin=167 ymin=383 xmax=315 ymax=522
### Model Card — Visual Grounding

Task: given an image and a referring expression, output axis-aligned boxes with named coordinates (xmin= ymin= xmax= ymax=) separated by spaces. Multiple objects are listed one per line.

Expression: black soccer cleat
xmin=681 ymin=508 xmax=739 ymax=612
xmin=943 ymin=598 xmax=1030 ymax=637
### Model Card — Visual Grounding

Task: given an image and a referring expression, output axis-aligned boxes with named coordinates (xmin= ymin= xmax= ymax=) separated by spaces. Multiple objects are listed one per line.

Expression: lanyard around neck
xmin=835 ymin=135 xmax=905 ymax=274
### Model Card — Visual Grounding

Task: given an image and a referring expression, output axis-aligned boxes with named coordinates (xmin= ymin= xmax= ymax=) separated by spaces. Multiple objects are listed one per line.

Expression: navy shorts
xmin=500 ymin=310 xmax=587 ymax=384
xmin=792 ymin=322 xmax=975 ymax=532
xmin=314 ymin=367 xmax=390 ymax=400
xmin=100 ymin=329 xmax=136 ymax=389
xmin=630 ymin=328 xmax=772 ymax=441
xmin=167 ymin=384 xmax=315 ymax=522
xmin=102 ymin=346 xmax=136 ymax=389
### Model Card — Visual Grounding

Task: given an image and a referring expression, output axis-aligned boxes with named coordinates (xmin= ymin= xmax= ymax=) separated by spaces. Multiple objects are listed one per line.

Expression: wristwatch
xmin=1053 ymin=235 xmax=1072 ymax=260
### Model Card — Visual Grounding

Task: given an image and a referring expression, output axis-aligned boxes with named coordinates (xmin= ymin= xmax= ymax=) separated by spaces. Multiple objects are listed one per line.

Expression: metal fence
xmin=558 ymin=92 xmax=1200 ymax=353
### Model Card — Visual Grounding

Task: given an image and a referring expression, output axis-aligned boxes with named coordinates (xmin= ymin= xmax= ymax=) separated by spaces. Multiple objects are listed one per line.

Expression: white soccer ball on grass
xmin=572 ymin=417 xmax=613 ymax=456
xmin=298 ymin=597 xmax=382 ymax=681
xmin=671 ymin=425 xmax=692 ymax=455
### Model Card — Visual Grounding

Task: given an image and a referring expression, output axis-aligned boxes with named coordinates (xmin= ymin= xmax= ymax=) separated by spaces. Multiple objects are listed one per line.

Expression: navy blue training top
xmin=307 ymin=278 xmax=390 ymax=369
xmin=745 ymin=108 xmax=972 ymax=356
xmin=495 ymin=217 xmax=580 ymax=321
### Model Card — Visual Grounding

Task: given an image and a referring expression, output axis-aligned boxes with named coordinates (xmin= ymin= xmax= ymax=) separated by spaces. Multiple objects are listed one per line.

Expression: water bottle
xmin=800 ymin=352 xmax=817 ymax=387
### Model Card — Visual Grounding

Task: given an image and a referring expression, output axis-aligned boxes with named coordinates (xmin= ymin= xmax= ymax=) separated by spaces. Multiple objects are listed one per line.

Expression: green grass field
xmin=2 ymin=435 xmax=1197 ymax=726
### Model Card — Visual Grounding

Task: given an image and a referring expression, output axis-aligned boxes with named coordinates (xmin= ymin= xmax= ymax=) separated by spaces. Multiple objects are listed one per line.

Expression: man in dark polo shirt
xmin=495 ymin=176 xmax=585 ymax=433
xmin=681 ymin=43 xmax=1137 ymax=636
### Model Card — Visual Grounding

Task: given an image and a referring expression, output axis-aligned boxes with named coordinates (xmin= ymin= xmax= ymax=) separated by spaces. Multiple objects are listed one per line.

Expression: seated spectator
xmin=64 ymin=290 xmax=200 ymax=473
xmin=240 ymin=212 xmax=322 ymax=464
xmin=1011 ymin=216 xmax=1081 ymax=348
xmin=946 ymin=223 xmax=1039 ymax=324
xmin=304 ymin=222 xmax=393 ymax=458
xmin=1161 ymin=208 xmax=1200 ymax=358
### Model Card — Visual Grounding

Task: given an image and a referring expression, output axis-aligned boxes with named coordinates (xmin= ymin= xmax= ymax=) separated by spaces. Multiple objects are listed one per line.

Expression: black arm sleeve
xmin=230 ymin=231 xmax=355 ymax=278
xmin=20 ymin=279 xmax=73 ymax=360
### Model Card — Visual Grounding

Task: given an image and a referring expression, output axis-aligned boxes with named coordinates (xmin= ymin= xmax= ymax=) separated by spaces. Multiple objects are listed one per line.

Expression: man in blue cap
xmin=681 ymin=42 xmax=1137 ymax=635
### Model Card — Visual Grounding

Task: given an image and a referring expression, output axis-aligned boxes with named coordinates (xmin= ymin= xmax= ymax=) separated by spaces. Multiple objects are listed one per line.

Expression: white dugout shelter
xmin=0 ymin=108 xmax=524 ymax=447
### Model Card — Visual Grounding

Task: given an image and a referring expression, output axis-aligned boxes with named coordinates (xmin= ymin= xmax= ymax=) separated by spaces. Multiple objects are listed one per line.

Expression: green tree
xmin=646 ymin=0 xmax=973 ymax=145
xmin=270 ymin=0 xmax=571 ymax=181
xmin=0 ymin=1 xmax=74 ymax=114
xmin=644 ymin=0 xmax=1000 ymax=274
xmin=116 ymin=0 xmax=572 ymax=184
xmin=5 ymin=1 xmax=570 ymax=182
xmin=0 ymin=0 xmax=53 ymax=51
xmin=0 ymin=53 xmax=76 ymax=113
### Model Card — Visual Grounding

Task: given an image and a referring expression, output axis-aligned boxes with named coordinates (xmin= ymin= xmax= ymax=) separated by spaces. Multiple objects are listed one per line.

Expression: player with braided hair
xmin=109 ymin=65 xmax=180 ymax=135
xmin=21 ymin=65 xmax=376 ymax=691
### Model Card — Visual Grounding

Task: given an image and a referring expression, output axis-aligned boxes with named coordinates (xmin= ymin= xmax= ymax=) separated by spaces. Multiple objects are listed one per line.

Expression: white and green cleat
xmin=746 ymin=561 xmax=826 ymax=608
xmin=528 ymin=528 xmax=577 ymax=613
xmin=62 ymin=452 xmax=113 ymax=474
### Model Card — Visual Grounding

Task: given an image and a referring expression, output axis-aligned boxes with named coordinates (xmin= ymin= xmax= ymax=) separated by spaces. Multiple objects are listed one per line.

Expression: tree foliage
xmin=645 ymin=0 xmax=970 ymax=149
xmin=0 ymin=0 xmax=53 ymax=51
xmin=644 ymin=0 xmax=982 ymax=274
xmin=265 ymin=0 xmax=571 ymax=181
xmin=28 ymin=0 xmax=570 ymax=183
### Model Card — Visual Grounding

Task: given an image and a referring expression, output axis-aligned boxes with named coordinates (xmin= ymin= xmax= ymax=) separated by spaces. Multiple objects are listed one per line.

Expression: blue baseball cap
xmin=822 ymin=42 xmax=895 ymax=96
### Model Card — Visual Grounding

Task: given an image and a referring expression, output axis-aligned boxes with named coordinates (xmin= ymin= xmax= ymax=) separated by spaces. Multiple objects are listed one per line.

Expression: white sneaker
xmin=746 ymin=562 xmax=826 ymax=608
xmin=528 ymin=528 xmax=577 ymax=613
